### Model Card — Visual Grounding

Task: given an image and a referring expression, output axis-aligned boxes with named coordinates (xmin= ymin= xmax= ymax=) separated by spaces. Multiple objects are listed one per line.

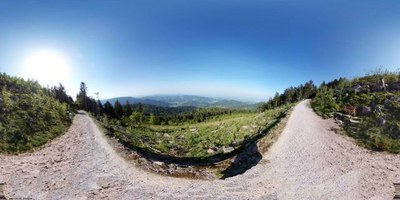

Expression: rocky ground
xmin=0 ymin=100 xmax=399 ymax=199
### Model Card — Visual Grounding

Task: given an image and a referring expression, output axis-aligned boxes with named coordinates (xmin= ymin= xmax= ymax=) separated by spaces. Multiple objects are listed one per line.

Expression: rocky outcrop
xmin=388 ymin=82 xmax=400 ymax=91
xmin=356 ymin=106 xmax=372 ymax=116
xmin=335 ymin=112 xmax=360 ymax=126
xmin=343 ymin=79 xmax=400 ymax=94
xmin=222 ymin=146 xmax=235 ymax=153
xmin=342 ymin=106 xmax=357 ymax=116
xmin=377 ymin=117 xmax=386 ymax=126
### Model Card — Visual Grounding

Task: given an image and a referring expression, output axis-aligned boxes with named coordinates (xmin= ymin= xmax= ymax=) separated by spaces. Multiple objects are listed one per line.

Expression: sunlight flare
xmin=21 ymin=50 xmax=70 ymax=86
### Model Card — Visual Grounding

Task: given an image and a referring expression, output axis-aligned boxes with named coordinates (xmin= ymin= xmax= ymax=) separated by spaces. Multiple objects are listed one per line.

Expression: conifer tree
xmin=114 ymin=100 xmax=123 ymax=119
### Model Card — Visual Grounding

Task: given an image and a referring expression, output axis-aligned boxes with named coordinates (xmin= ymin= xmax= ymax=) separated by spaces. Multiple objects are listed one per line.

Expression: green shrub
xmin=311 ymin=85 xmax=339 ymax=118
xmin=0 ymin=73 xmax=71 ymax=153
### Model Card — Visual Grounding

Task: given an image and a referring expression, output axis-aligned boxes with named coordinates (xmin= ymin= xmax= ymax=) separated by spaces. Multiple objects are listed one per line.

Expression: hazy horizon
xmin=100 ymin=93 xmax=261 ymax=103
xmin=1 ymin=0 xmax=400 ymax=102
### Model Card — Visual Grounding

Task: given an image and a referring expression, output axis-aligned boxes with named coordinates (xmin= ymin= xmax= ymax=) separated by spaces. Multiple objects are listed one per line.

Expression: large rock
xmin=342 ymin=106 xmax=356 ymax=116
xmin=359 ymin=87 xmax=370 ymax=94
xmin=357 ymin=106 xmax=372 ymax=115
xmin=370 ymin=102 xmax=377 ymax=111
xmin=349 ymin=119 xmax=360 ymax=124
xmin=153 ymin=161 xmax=165 ymax=166
xmin=371 ymin=84 xmax=384 ymax=92
xmin=190 ymin=128 xmax=197 ymax=132
xmin=223 ymin=146 xmax=235 ymax=153
xmin=388 ymin=82 xmax=400 ymax=91
xmin=387 ymin=96 xmax=400 ymax=103
xmin=334 ymin=112 xmax=344 ymax=118
xmin=345 ymin=85 xmax=362 ymax=93
xmin=382 ymin=96 xmax=400 ymax=107
xmin=377 ymin=117 xmax=386 ymax=126
xmin=163 ymin=133 xmax=170 ymax=138
xmin=207 ymin=148 xmax=216 ymax=154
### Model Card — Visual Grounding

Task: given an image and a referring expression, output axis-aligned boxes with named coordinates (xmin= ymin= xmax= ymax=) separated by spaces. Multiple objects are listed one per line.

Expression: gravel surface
xmin=0 ymin=100 xmax=399 ymax=199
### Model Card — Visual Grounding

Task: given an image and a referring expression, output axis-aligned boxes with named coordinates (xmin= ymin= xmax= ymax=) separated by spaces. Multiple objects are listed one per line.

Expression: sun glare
xmin=21 ymin=50 xmax=70 ymax=86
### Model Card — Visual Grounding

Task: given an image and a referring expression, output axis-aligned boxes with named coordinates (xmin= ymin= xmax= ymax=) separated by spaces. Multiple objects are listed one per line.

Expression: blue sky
xmin=1 ymin=0 xmax=400 ymax=102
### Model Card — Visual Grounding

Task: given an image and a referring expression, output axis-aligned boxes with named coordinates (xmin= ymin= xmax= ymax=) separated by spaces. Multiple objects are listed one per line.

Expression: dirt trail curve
xmin=1 ymin=100 xmax=399 ymax=199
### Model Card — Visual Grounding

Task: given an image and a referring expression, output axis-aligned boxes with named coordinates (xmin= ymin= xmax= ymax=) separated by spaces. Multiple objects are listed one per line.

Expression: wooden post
xmin=394 ymin=183 xmax=400 ymax=200
xmin=0 ymin=182 xmax=5 ymax=199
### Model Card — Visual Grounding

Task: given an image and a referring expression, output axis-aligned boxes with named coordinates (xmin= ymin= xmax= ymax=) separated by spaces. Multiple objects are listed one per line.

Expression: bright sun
xmin=21 ymin=50 xmax=70 ymax=86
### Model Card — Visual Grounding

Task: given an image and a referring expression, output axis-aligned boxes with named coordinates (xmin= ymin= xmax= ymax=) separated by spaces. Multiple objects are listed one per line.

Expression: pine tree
xmin=149 ymin=113 xmax=158 ymax=125
xmin=124 ymin=101 xmax=133 ymax=116
xmin=76 ymin=82 xmax=88 ymax=111
xmin=114 ymin=100 xmax=123 ymax=119
xmin=104 ymin=101 xmax=114 ymax=118
xmin=97 ymin=100 xmax=104 ymax=116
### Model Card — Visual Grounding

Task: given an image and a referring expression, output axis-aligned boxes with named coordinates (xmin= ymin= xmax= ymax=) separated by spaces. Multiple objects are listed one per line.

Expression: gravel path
xmin=0 ymin=100 xmax=399 ymax=199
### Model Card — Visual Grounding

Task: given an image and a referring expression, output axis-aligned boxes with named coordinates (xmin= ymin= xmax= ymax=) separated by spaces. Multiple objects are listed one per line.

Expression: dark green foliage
xmin=48 ymin=83 xmax=73 ymax=105
xmin=123 ymin=101 xmax=133 ymax=116
xmin=104 ymin=101 xmax=114 ymax=118
xmin=258 ymin=80 xmax=317 ymax=112
xmin=114 ymin=100 xmax=123 ymax=118
xmin=101 ymin=100 xmax=246 ymax=126
xmin=130 ymin=104 xmax=197 ymax=116
xmin=76 ymin=82 xmax=88 ymax=111
xmin=0 ymin=73 xmax=71 ymax=153
xmin=76 ymin=82 xmax=100 ymax=116
xmin=311 ymin=85 xmax=339 ymax=118
xmin=149 ymin=113 xmax=159 ymax=125
xmin=97 ymin=100 xmax=104 ymax=116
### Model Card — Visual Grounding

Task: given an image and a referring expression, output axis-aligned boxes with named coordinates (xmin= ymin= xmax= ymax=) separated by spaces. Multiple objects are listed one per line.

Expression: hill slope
xmin=100 ymin=96 xmax=170 ymax=107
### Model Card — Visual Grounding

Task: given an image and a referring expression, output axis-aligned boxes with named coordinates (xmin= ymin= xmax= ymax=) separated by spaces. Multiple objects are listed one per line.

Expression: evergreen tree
xmin=137 ymin=102 xmax=144 ymax=113
xmin=258 ymin=80 xmax=317 ymax=112
xmin=311 ymin=85 xmax=339 ymax=117
xmin=97 ymin=100 xmax=104 ymax=116
xmin=114 ymin=100 xmax=123 ymax=119
xmin=52 ymin=83 xmax=72 ymax=105
xmin=272 ymin=92 xmax=280 ymax=108
xmin=76 ymin=82 xmax=88 ymax=111
xmin=149 ymin=113 xmax=158 ymax=125
xmin=130 ymin=111 xmax=143 ymax=125
xmin=124 ymin=101 xmax=133 ymax=116
xmin=104 ymin=101 xmax=114 ymax=118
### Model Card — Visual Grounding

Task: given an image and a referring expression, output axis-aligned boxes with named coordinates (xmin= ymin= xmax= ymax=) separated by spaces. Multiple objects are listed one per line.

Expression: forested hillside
xmin=102 ymin=95 xmax=256 ymax=109
xmin=312 ymin=70 xmax=400 ymax=153
xmin=0 ymin=73 xmax=73 ymax=153
xmin=257 ymin=80 xmax=317 ymax=112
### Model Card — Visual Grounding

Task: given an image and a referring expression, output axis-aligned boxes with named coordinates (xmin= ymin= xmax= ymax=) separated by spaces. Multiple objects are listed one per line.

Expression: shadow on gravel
xmin=220 ymin=111 xmax=287 ymax=179
xmin=76 ymin=111 xmax=86 ymax=115
xmin=220 ymin=142 xmax=262 ymax=179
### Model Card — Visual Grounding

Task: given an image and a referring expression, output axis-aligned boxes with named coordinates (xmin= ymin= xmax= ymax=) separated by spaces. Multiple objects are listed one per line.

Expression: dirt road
xmin=1 ymin=100 xmax=399 ymax=199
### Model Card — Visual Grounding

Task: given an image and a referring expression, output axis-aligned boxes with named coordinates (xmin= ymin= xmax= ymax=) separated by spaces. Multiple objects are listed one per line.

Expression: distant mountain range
xmin=101 ymin=95 xmax=257 ymax=109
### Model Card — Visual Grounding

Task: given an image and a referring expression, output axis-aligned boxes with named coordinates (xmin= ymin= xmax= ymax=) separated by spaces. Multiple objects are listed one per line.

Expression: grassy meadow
xmin=101 ymin=104 xmax=292 ymax=158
